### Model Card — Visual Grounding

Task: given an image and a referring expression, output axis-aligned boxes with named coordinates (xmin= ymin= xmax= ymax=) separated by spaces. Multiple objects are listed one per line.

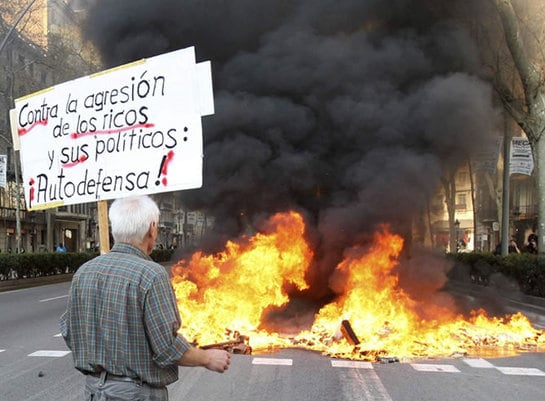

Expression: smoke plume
xmin=85 ymin=0 xmax=500 ymax=301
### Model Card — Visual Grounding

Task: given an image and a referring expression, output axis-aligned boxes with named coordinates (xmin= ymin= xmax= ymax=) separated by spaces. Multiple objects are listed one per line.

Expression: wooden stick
xmin=341 ymin=320 xmax=360 ymax=346
xmin=97 ymin=200 xmax=110 ymax=254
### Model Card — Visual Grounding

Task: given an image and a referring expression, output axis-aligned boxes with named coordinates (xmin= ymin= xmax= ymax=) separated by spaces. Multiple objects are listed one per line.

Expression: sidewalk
xmin=0 ymin=273 xmax=74 ymax=293
xmin=445 ymin=278 xmax=545 ymax=329
xmin=0 ymin=262 xmax=174 ymax=293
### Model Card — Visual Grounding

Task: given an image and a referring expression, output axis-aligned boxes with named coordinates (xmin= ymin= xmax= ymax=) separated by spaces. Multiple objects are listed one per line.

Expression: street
xmin=1 ymin=283 xmax=545 ymax=401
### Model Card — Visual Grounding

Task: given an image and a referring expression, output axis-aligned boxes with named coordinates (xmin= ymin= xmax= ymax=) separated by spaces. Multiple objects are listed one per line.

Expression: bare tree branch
xmin=494 ymin=0 xmax=541 ymax=113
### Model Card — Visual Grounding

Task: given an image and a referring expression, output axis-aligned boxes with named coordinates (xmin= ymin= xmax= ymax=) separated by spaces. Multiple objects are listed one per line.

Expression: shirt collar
xmin=110 ymin=243 xmax=152 ymax=261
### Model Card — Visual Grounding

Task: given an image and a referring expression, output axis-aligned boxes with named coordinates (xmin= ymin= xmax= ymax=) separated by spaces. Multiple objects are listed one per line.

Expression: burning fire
xmin=171 ymin=211 xmax=312 ymax=350
xmin=171 ymin=211 xmax=545 ymax=361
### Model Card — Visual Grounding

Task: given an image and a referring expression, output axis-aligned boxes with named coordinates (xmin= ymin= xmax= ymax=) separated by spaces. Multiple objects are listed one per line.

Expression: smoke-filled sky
xmin=85 ymin=0 xmax=500 ymax=300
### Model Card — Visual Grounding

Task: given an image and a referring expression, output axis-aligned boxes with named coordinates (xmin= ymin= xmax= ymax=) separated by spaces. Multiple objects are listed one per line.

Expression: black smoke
xmin=85 ymin=0 xmax=500 ymax=301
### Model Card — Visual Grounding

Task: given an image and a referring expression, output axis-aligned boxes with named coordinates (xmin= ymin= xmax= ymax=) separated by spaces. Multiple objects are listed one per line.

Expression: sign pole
xmin=97 ymin=200 xmax=110 ymax=254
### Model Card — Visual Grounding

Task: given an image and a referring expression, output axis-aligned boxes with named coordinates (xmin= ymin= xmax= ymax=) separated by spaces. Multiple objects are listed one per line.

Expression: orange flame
xmin=172 ymin=211 xmax=545 ymax=360
xmin=171 ymin=211 xmax=312 ymax=348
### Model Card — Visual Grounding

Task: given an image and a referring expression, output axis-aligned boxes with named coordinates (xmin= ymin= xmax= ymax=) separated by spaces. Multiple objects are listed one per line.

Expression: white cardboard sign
xmin=510 ymin=137 xmax=534 ymax=176
xmin=14 ymin=46 xmax=213 ymax=210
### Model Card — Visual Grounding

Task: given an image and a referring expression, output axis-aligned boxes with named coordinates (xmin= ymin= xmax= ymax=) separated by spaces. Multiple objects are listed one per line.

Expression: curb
xmin=445 ymin=279 xmax=545 ymax=329
xmin=0 ymin=274 xmax=74 ymax=293
xmin=0 ymin=262 xmax=173 ymax=293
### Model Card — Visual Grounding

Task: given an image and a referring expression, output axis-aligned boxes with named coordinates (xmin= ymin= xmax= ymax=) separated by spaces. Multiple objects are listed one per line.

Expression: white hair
xmin=109 ymin=195 xmax=160 ymax=244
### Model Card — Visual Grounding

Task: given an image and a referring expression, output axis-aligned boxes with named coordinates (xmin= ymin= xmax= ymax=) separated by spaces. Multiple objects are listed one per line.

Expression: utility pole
xmin=501 ymin=116 xmax=512 ymax=256
xmin=13 ymin=146 xmax=22 ymax=252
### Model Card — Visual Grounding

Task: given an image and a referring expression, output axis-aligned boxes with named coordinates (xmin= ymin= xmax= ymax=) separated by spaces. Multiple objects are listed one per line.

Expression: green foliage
xmin=150 ymin=248 xmax=175 ymax=262
xmin=449 ymin=252 xmax=545 ymax=297
xmin=0 ymin=249 xmax=175 ymax=280
xmin=0 ymin=251 xmax=99 ymax=278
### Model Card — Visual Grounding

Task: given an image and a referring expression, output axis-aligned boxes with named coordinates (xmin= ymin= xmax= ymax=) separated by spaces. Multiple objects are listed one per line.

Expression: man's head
xmin=109 ymin=195 xmax=160 ymax=253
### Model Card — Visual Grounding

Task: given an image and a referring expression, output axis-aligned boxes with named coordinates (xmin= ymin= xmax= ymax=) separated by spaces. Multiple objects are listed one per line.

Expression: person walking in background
xmin=508 ymin=238 xmax=521 ymax=254
xmin=55 ymin=243 xmax=67 ymax=252
xmin=527 ymin=233 xmax=538 ymax=254
xmin=59 ymin=195 xmax=230 ymax=401
xmin=494 ymin=239 xmax=522 ymax=255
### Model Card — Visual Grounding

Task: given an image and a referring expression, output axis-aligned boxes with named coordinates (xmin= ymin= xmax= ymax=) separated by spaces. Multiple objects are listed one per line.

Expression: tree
xmin=0 ymin=0 xmax=102 ymax=252
xmin=489 ymin=0 xmax=545 ymax=253
xmin=441 ymin=168 xmax=459 ymax=253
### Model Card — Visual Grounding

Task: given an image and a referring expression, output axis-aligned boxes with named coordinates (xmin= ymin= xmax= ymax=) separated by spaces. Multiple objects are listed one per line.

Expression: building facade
xmin=0 ymin=0 xmax=97 ymax=252
xmin=426 ymin=135 xmax=537 ymax=254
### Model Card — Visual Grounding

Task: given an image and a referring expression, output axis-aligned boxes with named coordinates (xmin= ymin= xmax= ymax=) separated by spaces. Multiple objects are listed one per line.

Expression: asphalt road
xmin=1 ymin=282 xmax=545 ymax=401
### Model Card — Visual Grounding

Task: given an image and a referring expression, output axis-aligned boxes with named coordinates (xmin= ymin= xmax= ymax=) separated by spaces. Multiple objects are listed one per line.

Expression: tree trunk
xmin=535 ymin=137 xmax=545 ymax=252
xmin=442 ymin=171 xmax=457 ymax=253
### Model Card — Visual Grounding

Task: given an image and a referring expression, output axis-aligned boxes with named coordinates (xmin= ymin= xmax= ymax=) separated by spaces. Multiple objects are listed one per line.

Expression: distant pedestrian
xmin=527 ymin=233 xmax=538 ymax=254
xmin=55 ymin=243 xmax=67 ymax=252
xmin=508 ymin=238 xmax=521 ymax=254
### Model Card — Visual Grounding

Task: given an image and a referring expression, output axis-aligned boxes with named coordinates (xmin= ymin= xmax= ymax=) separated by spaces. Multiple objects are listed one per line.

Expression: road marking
xmin=28 ymin=350 xmax=71 ymax=357
xmin=338 ymin=365 xmax=393 ymax=400
xmin=252 ymin=357 xmax=293 ymax=366
xmin=0 ymin=349 xmax=4 ymax=353
xmin=463 ymin=358 xmax=495 ymax=368
xmin=54 ymin=333 xmax=63 ymax=337
xmin=411 ymin=364 xmax=460 ymax=373
xmin=39 ymin=294 xmax=68 ymax=303
xmin=496 ymin=367 xmax=545 ymax=376
xmin=332 ymin=360 xmax=373 ymax=369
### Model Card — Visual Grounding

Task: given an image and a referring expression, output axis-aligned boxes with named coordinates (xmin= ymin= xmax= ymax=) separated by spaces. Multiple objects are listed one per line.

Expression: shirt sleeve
xmin=59 ymin=283 xmax=73 ymax=349
xmin=58 ymin=310 xmax=72 ymax=349
xmin=144 ymin=271 xmax=192 ymax=367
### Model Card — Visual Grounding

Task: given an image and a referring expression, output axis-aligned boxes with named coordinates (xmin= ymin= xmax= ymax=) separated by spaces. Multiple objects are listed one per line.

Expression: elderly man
xmin=60 ymin=195 xmax=230 ymax=400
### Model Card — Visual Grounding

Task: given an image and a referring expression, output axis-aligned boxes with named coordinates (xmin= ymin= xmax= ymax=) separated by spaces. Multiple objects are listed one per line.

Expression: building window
xmin=456 ymin=193 xmax=467 ymax=210
xmin=457 ymin=171 xmax=468 ymax=186
xmin=431 ymin=194 xmax=444 ymax=213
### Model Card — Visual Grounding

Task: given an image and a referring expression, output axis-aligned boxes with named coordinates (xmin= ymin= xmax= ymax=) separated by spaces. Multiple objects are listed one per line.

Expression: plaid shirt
xmin=59 ymin=243 xmax=191 ymax=387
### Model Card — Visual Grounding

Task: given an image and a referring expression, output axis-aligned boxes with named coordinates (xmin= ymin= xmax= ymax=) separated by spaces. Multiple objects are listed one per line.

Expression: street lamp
xmin=454 ymin=219 xmax=461 ymax=251
xmin=29 ymin=210 xmax=35 ymax=251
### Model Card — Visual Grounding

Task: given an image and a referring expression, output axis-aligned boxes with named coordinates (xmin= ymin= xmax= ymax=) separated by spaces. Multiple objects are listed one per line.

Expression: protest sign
xmin=470 ymin=136 xmax=502 ymax=174
xmin=510 ymin=137 xmax=534 ymax=176
xmin=14 ymin=46 xmax=213 ymax=210
xmin=0 ymin=155 xmax=6 ymax=188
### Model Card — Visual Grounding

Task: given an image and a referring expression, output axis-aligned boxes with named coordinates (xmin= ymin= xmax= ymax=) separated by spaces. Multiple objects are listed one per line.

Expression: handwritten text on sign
xmin=14 ymin=46 xmax=213 ymax=210
xmin=510 ymin=137 xmax=534 ymax=176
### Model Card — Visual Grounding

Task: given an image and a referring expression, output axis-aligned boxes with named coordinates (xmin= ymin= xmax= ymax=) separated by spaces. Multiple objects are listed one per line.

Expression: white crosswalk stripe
xmin=28 ymin=350 xmax=71 ymax=357
xmin=496 ymin=367 xmax=545 ymax=376
xmin=410 ymin=364 xmax=461 ymax=373
xmin=331 ymin=360 xmax=373 ymax=369
xmin=252 ymin=357 xmax=293 ymax=366
xmin=463 ymin=358 xmax=495 ymax=368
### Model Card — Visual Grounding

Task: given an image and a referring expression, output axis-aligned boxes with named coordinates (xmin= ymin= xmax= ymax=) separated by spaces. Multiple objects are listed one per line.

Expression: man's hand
xmin=203 ymin=349 xmax=231 ymax=373
xmin=178 ymin=346 xmax=231 ymax=373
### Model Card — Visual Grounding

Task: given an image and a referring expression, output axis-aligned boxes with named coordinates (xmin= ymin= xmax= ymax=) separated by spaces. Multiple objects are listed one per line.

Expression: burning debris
xmin=200 ymin=332 xmax=252 ymax=355
xmin=172 ymin=212 xmax=545 ymax=362
xmin=340 ymin=320 xmax=360 ymax=346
